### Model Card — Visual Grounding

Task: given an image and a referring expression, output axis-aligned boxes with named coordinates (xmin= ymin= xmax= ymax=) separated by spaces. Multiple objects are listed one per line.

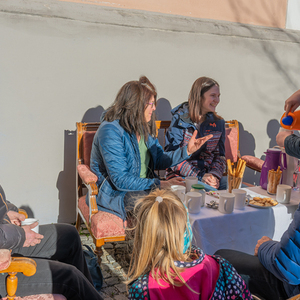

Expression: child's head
xmin=188 ymin=76 xmax=222 ymax=122
xmin=127 ymin=188 xmax=191 ymax=286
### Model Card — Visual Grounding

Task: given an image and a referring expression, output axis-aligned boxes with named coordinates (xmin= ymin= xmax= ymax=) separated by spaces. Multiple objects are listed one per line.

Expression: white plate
xmin=248 ymin=203 xmax=277 ymax=209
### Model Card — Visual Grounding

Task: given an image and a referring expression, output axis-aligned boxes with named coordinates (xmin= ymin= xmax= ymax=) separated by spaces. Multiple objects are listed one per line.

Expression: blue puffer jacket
xmin=165 ymin=102 xmax=225 ymax=181
xmin=258 ymin=204 xmax=300 ymax=296
xmin=257 ymin=133 xmax=300 ymax=297
xmin=89 ymin=120 xmax=190 ymax=220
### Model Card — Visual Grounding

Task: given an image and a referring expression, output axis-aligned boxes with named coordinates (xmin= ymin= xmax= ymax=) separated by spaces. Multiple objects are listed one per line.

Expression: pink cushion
xmin=3 ymin=295 xmax=66 ymax=300
xmin=241 ymin=155 xmax=264 ymax=171
xmin=77 ymin=164 xmax=98 ymax=184
xmin=0 ymin=249 xmax=11 ymax=270
xmin=78 ymin=196 xmax=126 ymax=239
xmin=225 ymin=127 xmax=238 ymax=162
xmin=82 ymin=131 xmax=97 ymax=167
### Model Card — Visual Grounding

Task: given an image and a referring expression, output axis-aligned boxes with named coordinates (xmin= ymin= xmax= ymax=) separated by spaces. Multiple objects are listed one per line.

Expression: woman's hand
xmin=284 ymin=90 xmax=300 ymax=116
xmin=187 ymin=131 xmax=213 ymax=156
xmin=160 ymin=177 xmax=185 ymax=189
xmin=202 ymin=173 xmax=219 ymax=189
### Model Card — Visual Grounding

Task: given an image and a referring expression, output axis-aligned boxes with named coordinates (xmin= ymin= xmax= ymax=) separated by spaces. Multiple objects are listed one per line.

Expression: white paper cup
xmin=21 ymin=218 xmax=39 ymax=233
xmin=232 ymin=189 xmax=248 ymax=210
xmin=218 ymin=193 xmax=235 ymax=214
xmin=185 ymin=192 xmax=202 ymax=214
xmin=171 ymin=185 xmax=186 ymax=203
xmin=276 ymin=184 xmax=292 ymax=204
xmin=185 ymin=176 xmax=198 ymax=192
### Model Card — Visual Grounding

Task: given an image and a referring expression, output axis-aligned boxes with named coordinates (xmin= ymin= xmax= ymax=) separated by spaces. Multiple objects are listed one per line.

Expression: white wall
xmin=0 ymin=1 xmax=300 ymax=223
xmin=286 ymin=0 xmax=300 ymax=30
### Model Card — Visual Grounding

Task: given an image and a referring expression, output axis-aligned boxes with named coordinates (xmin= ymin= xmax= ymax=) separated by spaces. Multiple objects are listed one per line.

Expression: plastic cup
xmin=21 ymin=218 xmax=39 ymax=233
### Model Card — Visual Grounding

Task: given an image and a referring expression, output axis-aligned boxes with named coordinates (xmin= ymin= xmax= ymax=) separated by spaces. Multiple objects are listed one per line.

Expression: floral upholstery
xmin=78 ymin=196 xmax=127 ymax=239
xmin=0 ymin=249 xmax=11 ymax=270
xmin=225 ymin=126 xmax=238 ymax=162
xmin=0 ymin=250 xmax=66 ymax=300
xmin=241 ymin=155 xmax=264 ymax=172
xmin=77 ymin=164 xmax=97 ymax=184
xmin=82 ymin=131 xmax=97 ymax=167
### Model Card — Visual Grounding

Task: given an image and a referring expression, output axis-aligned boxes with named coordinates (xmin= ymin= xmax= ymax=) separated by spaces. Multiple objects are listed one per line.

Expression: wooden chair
xmin=224 ymin=120 xmax=239 ymax=163
xmin=75 ymin=121 xmax=174 ymax=263
xmin=0 ymin=211 xmax=65 ymax=300
xmin=0 ymin=249 xmax=66 ymax=300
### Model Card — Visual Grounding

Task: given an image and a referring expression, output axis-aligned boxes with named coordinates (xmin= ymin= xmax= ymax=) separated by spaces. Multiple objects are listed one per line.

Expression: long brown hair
xmin=103 ymin=76 xmax=157 ymax=140
xmin=188 ymin=76 xmax=222 ymax=123
xmin=126 ymin=189 xmax=194 ymax=291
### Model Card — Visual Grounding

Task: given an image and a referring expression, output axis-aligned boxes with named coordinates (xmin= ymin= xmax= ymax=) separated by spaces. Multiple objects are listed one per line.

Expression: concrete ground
xmin=79 ymin=224 xmax=132 ymax=300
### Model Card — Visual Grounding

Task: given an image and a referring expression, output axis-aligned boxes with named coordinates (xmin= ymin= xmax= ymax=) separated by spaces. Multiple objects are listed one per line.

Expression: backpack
xmin=82 ymin=244 xmax=103 ymax=291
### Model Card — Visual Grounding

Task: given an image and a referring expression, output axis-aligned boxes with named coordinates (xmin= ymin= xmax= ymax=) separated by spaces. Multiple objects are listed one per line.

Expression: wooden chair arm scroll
xmin=77 ymin=164 xmax=99 ymax=221
xmin=0 ymin=249 xmax=36 ymax=300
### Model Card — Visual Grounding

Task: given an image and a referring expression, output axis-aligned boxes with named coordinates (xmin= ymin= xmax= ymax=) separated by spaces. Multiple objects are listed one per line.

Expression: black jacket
xmin=0 ymin=185 xmax=25 ymax=249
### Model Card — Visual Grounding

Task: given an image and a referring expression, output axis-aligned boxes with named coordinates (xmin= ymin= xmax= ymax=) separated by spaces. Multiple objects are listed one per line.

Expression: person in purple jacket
xmin=215 ymin=89 xmax=300 ymax=300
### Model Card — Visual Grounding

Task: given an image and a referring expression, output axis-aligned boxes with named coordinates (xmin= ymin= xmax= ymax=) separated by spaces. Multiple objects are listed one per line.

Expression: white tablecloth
xmin=190 ymin=186 xmax=300 ymax=255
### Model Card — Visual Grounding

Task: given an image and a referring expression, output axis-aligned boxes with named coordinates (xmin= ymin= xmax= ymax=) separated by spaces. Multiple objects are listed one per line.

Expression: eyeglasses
xmin=147 ymin=102 xmax=156 ymax=108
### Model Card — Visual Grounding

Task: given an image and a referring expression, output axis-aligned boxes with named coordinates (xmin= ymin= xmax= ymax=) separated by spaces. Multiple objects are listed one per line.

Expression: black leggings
xmin=215 ymin=249 xmax=288 ymax=300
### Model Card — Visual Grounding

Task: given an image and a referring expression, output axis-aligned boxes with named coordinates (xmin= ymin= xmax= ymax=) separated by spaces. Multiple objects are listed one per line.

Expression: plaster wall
xmin=59 ymin=0 xmax=288 ymax=29
xmin=286 ymin=0 xmax=300 ymax=30
xmin=0 ymin=1 xmax=299 ymax=223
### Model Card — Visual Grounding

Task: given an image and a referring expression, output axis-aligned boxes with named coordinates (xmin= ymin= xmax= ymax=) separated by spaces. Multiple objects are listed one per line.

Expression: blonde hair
xmin=188 ymin=76 xmax=222 ymax=123
xmin=126 ymin=189 xmax=193 ymax=289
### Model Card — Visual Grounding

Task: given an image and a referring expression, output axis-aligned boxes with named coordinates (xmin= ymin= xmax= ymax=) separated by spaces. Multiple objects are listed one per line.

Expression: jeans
xmin=214 ymin=249 xmax=288 ymax=300
xmin=0 ymin=224 xmax=103 ymax=300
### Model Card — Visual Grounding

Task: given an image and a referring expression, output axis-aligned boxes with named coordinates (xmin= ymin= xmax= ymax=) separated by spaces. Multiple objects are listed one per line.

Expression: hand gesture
xmin=160 ymin=177 xmax=185 ymax=189
xmin=254 ymin=236 xmax=272 ymax=256
xmin=202 ymin=173 xmax=219 ymax=189
xmin=22 ymin=222 xmax=44 ymax=247
xmin=187 ymin=131 xmax=213 ymax=156
xmin=284 ymin=90 xmax=300 ymax=116
xmin=7 ymin=211 xmax=26 ymax=226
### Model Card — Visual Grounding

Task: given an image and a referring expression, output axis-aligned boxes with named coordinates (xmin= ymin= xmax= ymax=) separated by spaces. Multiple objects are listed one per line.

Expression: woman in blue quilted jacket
xmin=89 ymin=76 xmax=212 ymax=221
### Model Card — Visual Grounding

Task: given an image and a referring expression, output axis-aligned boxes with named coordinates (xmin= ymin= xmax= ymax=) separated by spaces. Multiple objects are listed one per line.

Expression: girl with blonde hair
xmin=127 ymin=189 xmax=252 ymax=300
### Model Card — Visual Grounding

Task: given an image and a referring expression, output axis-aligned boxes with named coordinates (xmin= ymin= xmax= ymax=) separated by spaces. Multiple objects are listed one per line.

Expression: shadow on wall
xmin=155 ymin=98 xmax=172 ymax=147
xmin=267 ymin=119 xmax=280 ymax=148
xmin=56 ymin=106 xmax=104 ymax=223
xmin=238 ymin=122 xmax=261 ymax=185
xmin=239 ymin=119 xmax=282 ymax=186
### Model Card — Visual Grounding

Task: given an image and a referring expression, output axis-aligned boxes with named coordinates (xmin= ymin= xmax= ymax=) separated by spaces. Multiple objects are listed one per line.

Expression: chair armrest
xmin=4 ymin=257 xmax=37 ymax=276
xmin=0 ymin=249 xmax=37 ymax=299
xmin=77 ymin=164 xmax=98 ymax=219
xmin=77 ymin=164 xmax=98 ymax=185
xmin=241 ymin=155 xmax=264 ymax=172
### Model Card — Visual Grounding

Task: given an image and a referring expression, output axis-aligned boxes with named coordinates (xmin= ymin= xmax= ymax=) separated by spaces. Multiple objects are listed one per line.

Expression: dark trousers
xmin=0 ymin=224 xmax=103 ymax=300
xmin=215 ymin=249 xmax=288 ymax=300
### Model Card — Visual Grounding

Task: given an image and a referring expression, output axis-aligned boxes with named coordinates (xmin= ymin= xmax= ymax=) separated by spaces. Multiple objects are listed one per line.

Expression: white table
xmin=190 ymin=186 xmax=300 ymax=255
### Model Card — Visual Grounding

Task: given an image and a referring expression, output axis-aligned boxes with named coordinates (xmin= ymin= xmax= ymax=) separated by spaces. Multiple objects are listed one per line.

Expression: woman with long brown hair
xmin=89 ymin=76 xmax=212 ymax=220
xmin=165 ymin=76 xmax=226 ymax=190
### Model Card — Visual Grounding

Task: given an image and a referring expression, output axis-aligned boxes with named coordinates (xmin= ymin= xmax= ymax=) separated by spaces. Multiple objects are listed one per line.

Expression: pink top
xmin=148 ymin=255 xmax=220 ymax=300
